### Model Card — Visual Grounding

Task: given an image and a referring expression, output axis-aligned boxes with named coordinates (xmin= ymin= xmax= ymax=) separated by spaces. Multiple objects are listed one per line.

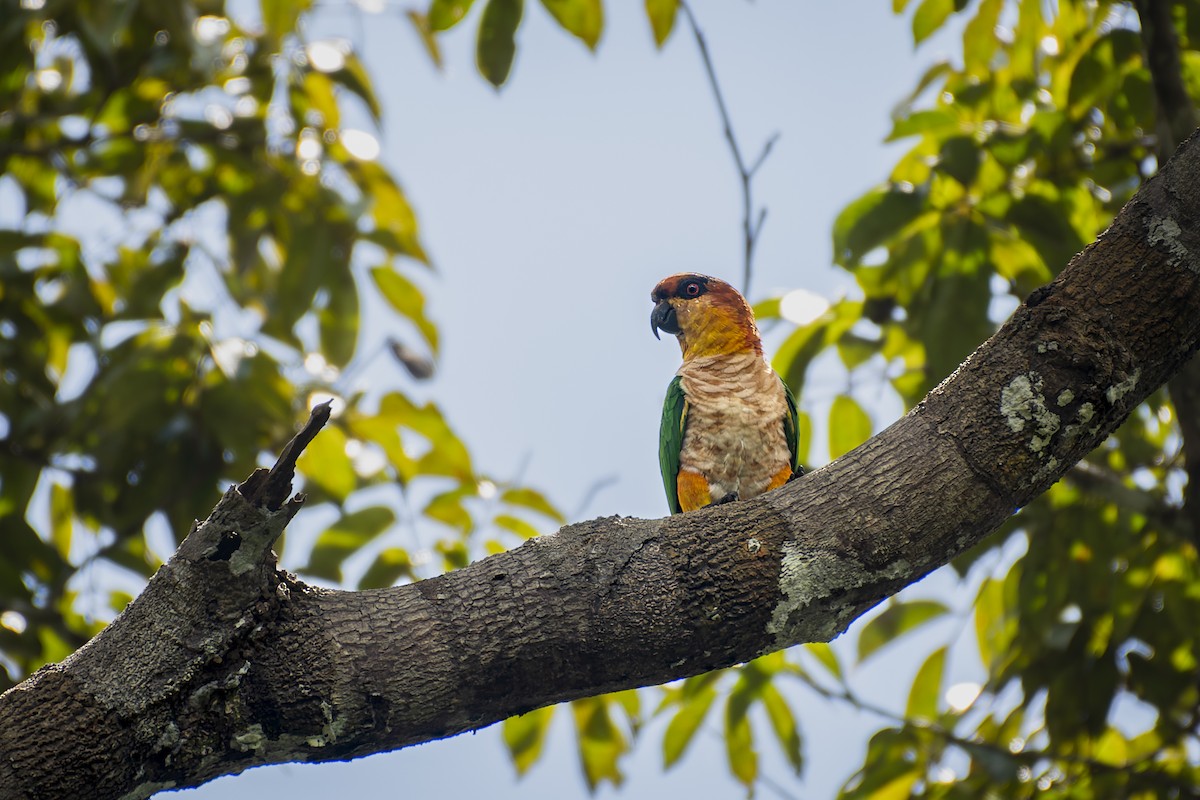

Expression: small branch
xmin=678 ymin=1 xmax=778 ymax=296
xmin=239 ymin=400 xmax=332 ymax=512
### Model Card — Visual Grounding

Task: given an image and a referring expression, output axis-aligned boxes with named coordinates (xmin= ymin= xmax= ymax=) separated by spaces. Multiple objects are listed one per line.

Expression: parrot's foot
xmin=712 ymin=492 xmax=740 ymax=506
xmin=787 ymin=466 xmax=806 ymax=482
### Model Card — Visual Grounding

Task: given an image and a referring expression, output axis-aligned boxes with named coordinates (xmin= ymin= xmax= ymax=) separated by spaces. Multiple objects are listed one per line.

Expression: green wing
xmin=781 ymin=377 xmax=804 ymax=477
xmin=658 ymin=376 xmax=688 ymax=514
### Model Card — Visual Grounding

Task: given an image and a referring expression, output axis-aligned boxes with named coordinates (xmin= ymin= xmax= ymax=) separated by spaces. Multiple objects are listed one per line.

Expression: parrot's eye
xmin=683 ymin=281 xmax=701 ymax=297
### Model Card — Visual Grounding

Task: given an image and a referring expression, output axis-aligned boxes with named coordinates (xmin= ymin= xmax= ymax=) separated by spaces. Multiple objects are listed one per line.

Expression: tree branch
xmin=3 ymin=130 xmax=1200 ymax=798
xmin=1133 ymin=0 xmax=1200 ymax=541
xmin=678 ymin=1 xmax=777 ymax=296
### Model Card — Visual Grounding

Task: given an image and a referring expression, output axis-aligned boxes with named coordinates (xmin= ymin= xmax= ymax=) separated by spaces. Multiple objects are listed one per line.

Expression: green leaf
xmin=644 ymin=0 xmax=678 ymax=47
xmin=406 ymin=10 xmax=444 ymax=69
xmin=832 ymin=186 xmax=925 ymax=268
xmin=857 ymin=599 xmax=949 ymax=662
xmin=369 ymin=266 xmax=439 ymax=354
xmin=477 ymin=0 xmax=524 ymax=88
xmin=974 ymin=576 xmax=1010 ymax=671
xmin=760 ymin=683 xmax=803 ymax=773
xmin=296 ymin=424 xmax=356 ymax=503
xmin=503 ymin=706 xmax=555 ymax=775
xmin=49 ymin=483 xmax=74 ymax=559
xmin=357 ymin=547 xmax=414 ymax=589
xmin=493 ymin=513 xmax=541 ymax=540
xmin=805 ymin=642 xmax=844 ymax=683
xmin=501 ymin=486 xmax=566 ymax=523
xmin=912 ymin=0 xmax=954 ymax=45
xmin=262 ymin=0 xmax=314 ymax=42
xmin=429 ymin=0 xmax=477 ymax=30
xmin=905 ymin=645 xmax=946 ymax=721
xmin=724 ymin=684 xmax=758 ymax=787
xmin=539 ymin=0 xmax=602 ymax=50
xmin=304 ymin=506 xmax=396 ymax=582
xmin=318 ymin=277 xmax=359 ymax=367
xmin=962 ymin=0 xmax=1003 ymax=74
xmin=424 ymin=486 xmax=475 ymax=534
xmin=663 ymin=686 xmax=717 ymax=768
xmin=572 ymin=696 xmax=627 ymax=789
xmin=829 ymin=395 xmax=871 ymax=459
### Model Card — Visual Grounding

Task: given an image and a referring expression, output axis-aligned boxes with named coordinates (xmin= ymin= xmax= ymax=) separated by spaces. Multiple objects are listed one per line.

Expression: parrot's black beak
xmin=651 ymin=300 xmax=680 ymax=340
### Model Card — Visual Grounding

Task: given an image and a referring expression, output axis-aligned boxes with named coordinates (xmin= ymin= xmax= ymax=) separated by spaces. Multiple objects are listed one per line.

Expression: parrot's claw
xmin=712 ymin=492 xmax=740 ymax=506
xmin=787 ymin=467 xmax=805 ymax=483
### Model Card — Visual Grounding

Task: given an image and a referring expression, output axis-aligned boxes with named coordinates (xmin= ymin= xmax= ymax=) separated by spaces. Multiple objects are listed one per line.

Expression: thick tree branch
xmin=3 ymin=132 xmax=1200 ymax=798
xmin=1134 ymin=0 xmax=1200 ymax=539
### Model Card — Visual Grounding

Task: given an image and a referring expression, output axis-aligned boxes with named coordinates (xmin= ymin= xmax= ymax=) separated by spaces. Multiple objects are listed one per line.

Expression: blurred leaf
xmin=645 ymin=0 xmax=678 ymax=47
xmin=49 ymin=482 xmax=74 ymax=559
xmin=539 ymin=0 xmax=602 ymax=49
xmin=494 ymin=513 xmax=542 ymax=540
xmin=318 ymin=278 xmax=360 ymax=368
xmin=805 ymin=642 xmax=843 ymax=683
xmin=406 ymin=10 xmax=444 ymax=69
xmin=572 ymin=696 xmax=627 ymax=789
xmin=760 ymin=683 xmax=803 ymax=774
xmin=262 ymin=0 xmax=314 ymax=42
xmin=663 ymin=685 xmax=717 ymax=768
xmin=905 ymin=645 xmax=946 ymax=721
xmin=477 ymin=0 xmax=524 ymax=88
xmin=304 ymin=506 xmax=395 ymax=583
xmin=429 ymin=0 xmax=477 ymax=30
xmin=833 ymin=186 xmax=924 ymax=268
xmin=357 ymin=548 xmax=414 ymax=589
xmin=501 ymin=486 xmax=565 ymax=523
xmin=912 ymin=0 xmax=954 ymax=45
xmin=857 ymin=599 xmax=949 ymax=662
xmin=829 ymin=395 xmax=871 ymax=459
xmin=724 ymin=684 xmax=757 ymax=787
xmin=503 ymin=705 xmax=555 ymax=775
xmin=370 ymin=266 xmax=439 ymax=354
xmin=297 ymin=424 xmax=356 ymax=503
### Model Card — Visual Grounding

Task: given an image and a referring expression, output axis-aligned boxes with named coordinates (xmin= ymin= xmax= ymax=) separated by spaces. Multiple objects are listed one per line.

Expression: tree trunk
xmin=3 ymin=129 xmax=1200 ymax=800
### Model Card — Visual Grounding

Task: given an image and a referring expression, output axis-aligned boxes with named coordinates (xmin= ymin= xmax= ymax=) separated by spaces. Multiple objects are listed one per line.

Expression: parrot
xmin=651 ymin=272 xmax=802 ymax=514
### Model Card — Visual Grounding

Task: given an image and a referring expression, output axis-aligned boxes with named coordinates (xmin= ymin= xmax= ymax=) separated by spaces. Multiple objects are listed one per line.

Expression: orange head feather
xmin=650 ymin=273 xmax=762 ymax=360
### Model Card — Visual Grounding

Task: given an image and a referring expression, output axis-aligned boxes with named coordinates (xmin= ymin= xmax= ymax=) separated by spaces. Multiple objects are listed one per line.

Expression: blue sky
xmin=183 ymin=2 xmax=981 ymax=798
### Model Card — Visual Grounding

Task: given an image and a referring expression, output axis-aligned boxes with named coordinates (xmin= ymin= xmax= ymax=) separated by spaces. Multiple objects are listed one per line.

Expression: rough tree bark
xmin=2 ymin=128 xmax=1200 ymax=799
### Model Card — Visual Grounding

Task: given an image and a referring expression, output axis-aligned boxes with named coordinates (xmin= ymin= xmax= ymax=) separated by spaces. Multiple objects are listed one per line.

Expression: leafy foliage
xmin=0 ymin=0 xmax=561 ymax=694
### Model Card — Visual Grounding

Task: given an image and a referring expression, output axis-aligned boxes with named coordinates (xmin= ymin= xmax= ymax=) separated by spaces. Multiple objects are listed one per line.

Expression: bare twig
xmin=678 ymin=1 xmax=778 ymax=296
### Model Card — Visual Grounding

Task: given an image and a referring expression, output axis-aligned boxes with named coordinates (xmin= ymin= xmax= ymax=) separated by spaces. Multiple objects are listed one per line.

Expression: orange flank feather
xmin=676 ymin=470 xmax=713 ymax=513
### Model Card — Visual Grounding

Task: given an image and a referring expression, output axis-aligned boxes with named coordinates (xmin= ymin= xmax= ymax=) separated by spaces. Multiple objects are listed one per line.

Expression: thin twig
xmin=678 ymin=1 xmax=778 ymax=296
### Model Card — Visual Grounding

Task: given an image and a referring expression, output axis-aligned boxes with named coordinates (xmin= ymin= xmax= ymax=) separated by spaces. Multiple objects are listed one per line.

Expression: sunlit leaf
xmin=539 ymin=0 xmax=602 ymax=49
xmin=572 ymin=696 xmax=627 ymax=789
xmin=724 ymin=685 xmax=757 ymax=787
xmin=829 ymin=395 xmax=871 ymax=459
xmin=429 ymin=0 xmax=477 ymax=30
xmin=662 ymin=685 xmax=717 ymax=768
xmin=905 ymin=646 xmax=946 ymax=721
xmin=304 ymin=506 xmax=396 ymax=582
xmin=644 ymin=0 xmax=678 ymax=47
xmin=477 ymin=0 xmax=524 ymax=88
xmin=357 ymin=547 xmax=414 ymax=589
xmin=911 ymin=0 xmax=954 ymax=45
xmin=760 ymin=683 xmax=802 ymax=773
xmin=857 ymin=600 xmax=949 ymax=662
xmin=296 ymin=424 xmax=356 ymax=503
xmin=501 ymin=486 xmax=565 ymax=523
xmin=503 ymin=706 xmax=555 ymax=775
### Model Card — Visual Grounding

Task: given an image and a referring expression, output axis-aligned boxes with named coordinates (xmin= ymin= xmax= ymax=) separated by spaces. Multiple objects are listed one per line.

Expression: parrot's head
xmin=650 ymin=273 xmax=762 ymax=359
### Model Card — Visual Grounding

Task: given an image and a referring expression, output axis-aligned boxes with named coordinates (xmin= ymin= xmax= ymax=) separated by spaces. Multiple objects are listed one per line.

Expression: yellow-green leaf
xmin=829 ymin=395 xmax=871 ymax=459
xmin=804 ymin=642 xmax=843 ymax=683
xmin=905 ymin=646 xmax=946 ymax=721
xmin=477 ymin=0 xmax=524 ymax=88
xmin=493 ymin=513 xmax=541 ymax=540
xmin=49 ymin=482 xmax=74 ymax=558
xmin=406 ymin=10 xmax=443 ymax=68
xmin=539 ymin=0 xmax=602 ymax=49
xmin=662 ymin=686 xmax=716 ymax=768
xmin=760 ymin=683 xmax=802 ymax=773
xmin=857 ymin=599 xmax=949 ymax=662
xmin=644 ymin=0 xmax=678 ymax=47
xmin=724 ymin=688 xmax=757 ymax=787
xmin=572 ymin=696 xmax=626 ymax=789
xmin=912 ymin=0 xmax=954 ymax=45
xmin=296 ymin=424 xmax=356 ymax=503
xmin=429 ymin=0 xmax=477 ymax=30
xmin=503 ymin=706 xmax=555 ymax=775
xmin=501 ymin=486 xmax=565 ymax=523
xmin=305 ymin=506 xmax=395 ymax=582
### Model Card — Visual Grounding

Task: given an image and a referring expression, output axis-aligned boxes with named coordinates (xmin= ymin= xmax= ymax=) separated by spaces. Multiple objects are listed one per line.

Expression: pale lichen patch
xmin=1105 ymin=369 xmax=1141 ymax=406
xmin=1000 ymin=372 xmax=1061 ymax=453
xmin=766 ymin=542 xmax=912 ymax=649
xmin=1146 ymin=216 xmax=1197 ymax=272
xmin=1056 ymin=390 xmax=1074 ymax=407
xmin=232 ymin=723 xmax=266 ymax=752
